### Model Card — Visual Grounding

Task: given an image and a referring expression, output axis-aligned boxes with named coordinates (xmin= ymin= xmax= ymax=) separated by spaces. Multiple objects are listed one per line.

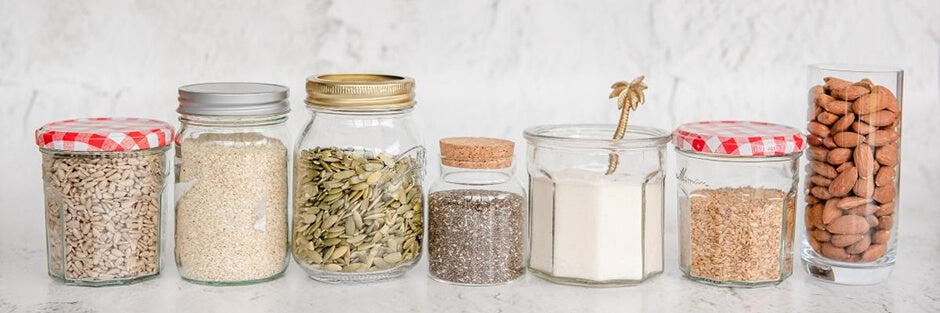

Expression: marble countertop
xmin=3 ymin=211 xmax=938 ymax=313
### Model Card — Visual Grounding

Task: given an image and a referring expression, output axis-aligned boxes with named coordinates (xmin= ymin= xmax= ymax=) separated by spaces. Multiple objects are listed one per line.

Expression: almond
xmin=866 ymin=214 xmax=879 ymax=227
xmin=861 ymin=244 xmax=887 ymax=262
xmin=822 ymin=199 xmax=842 ymax=224
xmin=851 ymin=120 xmax=875 ymax=135
xmin=812 ymin=229 xmax=832 ymax=242
xmin=831 ymin=112 xmax=855 ymax=132
xmin=807 ymin=146 xmax=829 ymax=161
xmin=875 ymin=202 xmax=895 ymax=216
xmin=809 ymin=161 xmax=838 ymax=178
xmin=823 ymin=100 xmax=851 ymax=115
xmin=836 ymin=162 xmax=854 ymax=173
xmin=837 ymin=196 xmax=870 ymax=209
xmin=826 ymin=148 xmax=851 ymax=165
xmin=816 ymin=112 xmax=839 ymax=125
xmin=811 ymin=186 xmax=833 ymax=200
xmin=852 ymin=93 xmax=887 ymax=115
xmin=879 ymin=215 xmax=894 ymax=230
xmin=875 ymin=167 xmax=896 ymax=187
xmin=867 ymin=130 xmax=899 ymax=147
xmin=833 ymin=132 xmax=864 ymax=148
xmin=854 ymin=144 xmax=875 ymax=177
xmin=810 ymin=85 xmax=824 ymax=98
xmin=830 ymin=234 xmax=864 ymax=247
xmin=873 ymin=185 xmax=896 ymax=203
xmin=875 ymin=144 xmax=898 ymax=166
xmin=807 ymin=135 xmax=825 ymax=147
xmin=816 ymin=92 xmax=837 ymax=107
xmin=831 ymin=84 xmax=869 ymax=101
xmin=854 ymin=78 xmax=875 ymax=90
xmin=853 ymin=177 xmax=875 ymax=198
xmin=827 ymin=215 xmax=870 ymax=234
xmin=847 ymin=203 xmax=879 ymax=216
xmin=806 ymin=194 xmax=820 ymax=205
xmin=846 ymin=235 xmax=872 ymax=254
xmin=824 ymin=77 xmax=853 ymax=92
xmin=823 ymin=136 xmax=837 ymax=149
xmin=859 ymin=110 xmax=897 ymax=127
xmin=872 ymin=230 xmax=890 ymax=244
xmin=810 ymin=238 xmax=822 ymax=252
xmin=810 ymin=203 xmax=824 ymax=230
xmin=875 ymin=86 xmax=899 ymax=113
xmin=808 ymin=121 xmax=830 ymax=138
xmin=828 ymin=167 xmax=857 ymax=197
xmin=821 ymin=243 xmax=850 ymax=261
xmin=810 ymin=175 xmax=832 ymax=187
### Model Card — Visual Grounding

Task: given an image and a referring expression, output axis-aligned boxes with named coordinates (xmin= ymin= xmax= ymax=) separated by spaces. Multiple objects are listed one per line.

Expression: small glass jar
xmin=802 ymin=64 xmax=904 ymax=285
xmin=36 ymin=117 xmax=174 ymax=286
xmin=292 ymin=74 xmax=425 ymax=283
xmin=673 ymin=120 xmax=803 ymax=287
xmin=174 ymin=83 xmax=291 ymax=285
xmin=428 ymin=137 xmax=526 ymax=286
xmin=524 ymin=124 xmax=669 ymax=287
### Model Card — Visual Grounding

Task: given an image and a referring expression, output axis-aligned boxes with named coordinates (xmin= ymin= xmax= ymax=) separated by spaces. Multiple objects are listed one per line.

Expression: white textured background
xmin=1 ymin=1 xmax=939 ymax=311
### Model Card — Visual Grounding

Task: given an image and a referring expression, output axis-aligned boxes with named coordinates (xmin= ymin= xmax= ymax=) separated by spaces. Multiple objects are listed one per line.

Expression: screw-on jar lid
xmin=305 ymin=74 xmax=416 ymax=111
xmin=177 ymin=82 xmax=290 ymax=116
xmin=673 ymin=120 xmax=806 ymax=157
xmin=439 ymin=137 xmax=514 ymax=169
xmin=35 ymin=117 xmax=175 ymax=152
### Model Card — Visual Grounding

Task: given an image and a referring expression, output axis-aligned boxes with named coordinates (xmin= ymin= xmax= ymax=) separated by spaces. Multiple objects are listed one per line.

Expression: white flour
xmin=530 ymin=169 xmax=663 ymax=282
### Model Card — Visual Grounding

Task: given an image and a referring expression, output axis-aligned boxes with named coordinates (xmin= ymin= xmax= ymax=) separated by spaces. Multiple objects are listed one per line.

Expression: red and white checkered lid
xmin=35 ymin=117 xmax=175 ymax=152
xmin=673 ymin=121 xmax=805 ymax=157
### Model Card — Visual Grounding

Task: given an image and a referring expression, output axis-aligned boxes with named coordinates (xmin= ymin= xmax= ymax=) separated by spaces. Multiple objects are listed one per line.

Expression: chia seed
xmin=428 ymin=189 xmax=525 ymax=285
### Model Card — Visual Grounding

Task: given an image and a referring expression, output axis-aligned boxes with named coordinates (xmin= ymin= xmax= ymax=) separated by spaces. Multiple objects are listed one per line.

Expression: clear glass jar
xmin=524 ymin=124 xmax=668 ymax=287
xmin=36 ymin=117 xmax=174 ymax=286
xmin=802 ymin=64 xmax=903 ymax=285
xmin=292 ymin=74 xmax=425 ymax=283
xmin=428 ymin=137 xmax=526 ymax=286
xmin=673 ymin=121 xmax=803 ymax=287
xmin=174 ymin=83 xmax=291 ymax=285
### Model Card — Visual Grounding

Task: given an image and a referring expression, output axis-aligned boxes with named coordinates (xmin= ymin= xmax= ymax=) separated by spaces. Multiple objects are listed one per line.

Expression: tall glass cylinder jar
xmin=428 ymin=137 xmax=526 ymax=286
xmin=673 ymin=120 xmax=804 ymax=287
xmin=36 ymin=117 xmax=174 ymax=286
xmin=174 ymin=83 xmax=291 ymax=285
xmin=292 ymin=74 xmax=425 ymax=283
xmin=524 ymin=124 xmax=668 ymax=287
xmin=802 ymin=64 xmax=903 ymax=285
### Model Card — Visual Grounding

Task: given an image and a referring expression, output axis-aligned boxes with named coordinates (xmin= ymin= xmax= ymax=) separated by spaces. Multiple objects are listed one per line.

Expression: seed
xmin=292 ymin=147 xmax=424 ymax=274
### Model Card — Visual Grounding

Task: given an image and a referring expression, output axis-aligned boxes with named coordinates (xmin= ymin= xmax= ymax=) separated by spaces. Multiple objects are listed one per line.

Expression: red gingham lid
xmin=672 ymin=121 xmax=805 ymax=157
xmin=35 ymin=117 xmax=175 ymax=152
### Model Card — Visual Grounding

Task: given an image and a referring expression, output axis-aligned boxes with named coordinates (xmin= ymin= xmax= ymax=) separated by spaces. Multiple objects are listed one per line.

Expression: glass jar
xmin=428 ymin=137 xmax=526 ymax=286
xmin=673 ymin=120 xmax=803 ymax=287
xmin=524 ymin=124 xmax=668 ymax=287
xmin=174 ymin=83 xmax=291 ymax=285
xmin=802 ymin=64 xmax=903 ymax=285
xmin=292 ymin=74 xmax=425 ymax=283
xmin=36 ymin=117 xmax=174 ymax=286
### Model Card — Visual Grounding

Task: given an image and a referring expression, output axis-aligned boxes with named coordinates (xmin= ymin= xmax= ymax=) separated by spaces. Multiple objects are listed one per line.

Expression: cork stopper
xmin=439 ymin=137 xmax=514 ymax=169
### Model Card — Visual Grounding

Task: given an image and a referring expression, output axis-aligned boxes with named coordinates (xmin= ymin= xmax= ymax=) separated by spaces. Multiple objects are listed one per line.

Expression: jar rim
xmin=523 ymin=124 xmax=671 ymax=149
xmin=674 ymin=147 xmax=800 ymax=162
xmin=809 ymin=63 xmax=904 ymax=74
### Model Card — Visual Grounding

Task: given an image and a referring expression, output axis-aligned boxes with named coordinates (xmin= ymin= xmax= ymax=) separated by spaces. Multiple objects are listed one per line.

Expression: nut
xmin=827 ymin=215 xmax=870 ymax=234
xmin=805 ymin=77 xmax=900 ymax=264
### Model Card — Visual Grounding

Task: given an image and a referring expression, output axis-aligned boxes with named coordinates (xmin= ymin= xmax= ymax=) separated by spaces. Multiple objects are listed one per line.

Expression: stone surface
xmin=1 ymin=0 xmax=939 ymax=312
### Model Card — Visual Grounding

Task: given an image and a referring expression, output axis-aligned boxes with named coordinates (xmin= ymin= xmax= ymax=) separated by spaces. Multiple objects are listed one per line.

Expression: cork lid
xmin=439 ymin=137 xmax=514 ymax=169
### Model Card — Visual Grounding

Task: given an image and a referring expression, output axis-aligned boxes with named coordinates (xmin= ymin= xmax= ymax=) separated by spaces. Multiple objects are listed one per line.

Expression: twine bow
xmin=605 ymin=75 xmax=647 ymax=175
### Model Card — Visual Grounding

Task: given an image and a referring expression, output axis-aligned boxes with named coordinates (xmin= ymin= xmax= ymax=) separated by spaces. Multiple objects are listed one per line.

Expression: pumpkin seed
xmin=291 ymin=147 xmax=424 ymax=273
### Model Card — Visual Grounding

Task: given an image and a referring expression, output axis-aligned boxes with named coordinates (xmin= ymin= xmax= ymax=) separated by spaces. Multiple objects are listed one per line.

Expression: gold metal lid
xmin=305 ymin=74 xmax=416 ymax=111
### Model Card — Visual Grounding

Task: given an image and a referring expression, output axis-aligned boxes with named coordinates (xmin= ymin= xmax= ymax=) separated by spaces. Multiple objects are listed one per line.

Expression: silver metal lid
xmin=177 ymin=82 xmax=290 ymax=116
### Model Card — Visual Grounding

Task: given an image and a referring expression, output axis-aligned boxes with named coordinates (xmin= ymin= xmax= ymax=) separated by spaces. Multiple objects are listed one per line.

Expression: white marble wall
xmin=1 ymin=0 xmax=938 ymax=248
